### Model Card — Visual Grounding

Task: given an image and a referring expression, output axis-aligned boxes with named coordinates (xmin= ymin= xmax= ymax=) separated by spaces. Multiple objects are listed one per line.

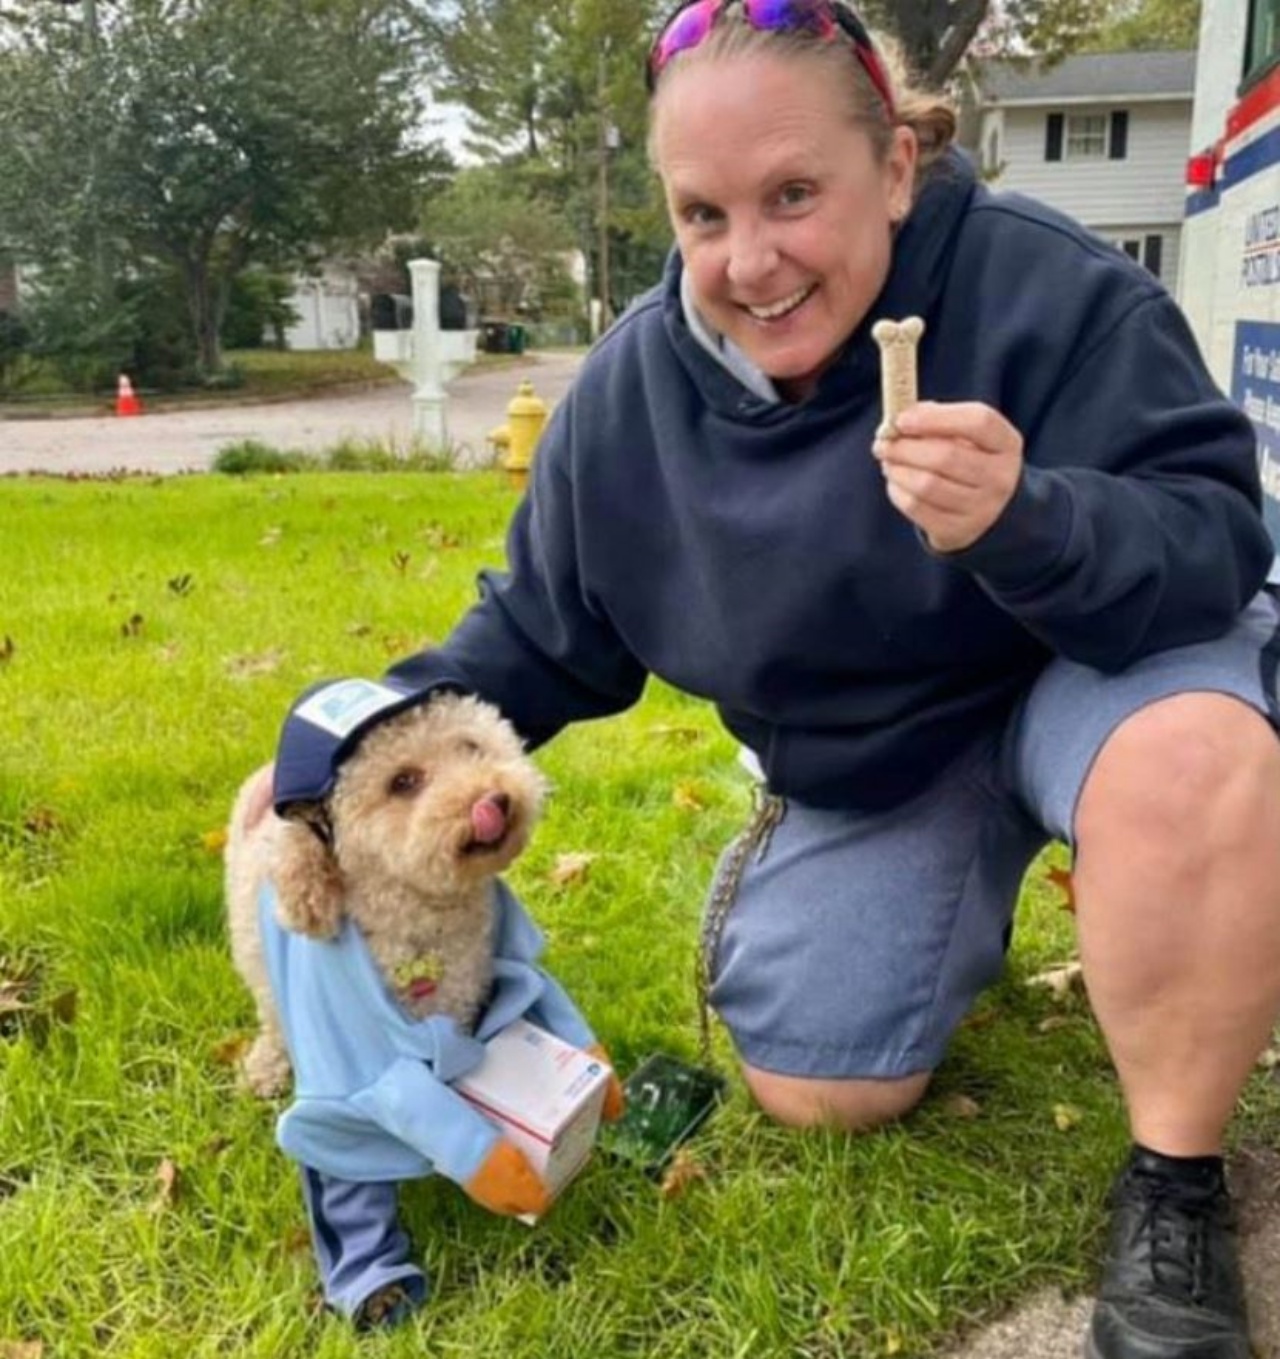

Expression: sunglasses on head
xmin=645 ymin=0 xmax=895 ymax=113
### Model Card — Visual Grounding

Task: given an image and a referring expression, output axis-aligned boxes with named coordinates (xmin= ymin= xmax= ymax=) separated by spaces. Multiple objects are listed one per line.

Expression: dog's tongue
xmin=470 ymin=795 xmax=508 ymax=845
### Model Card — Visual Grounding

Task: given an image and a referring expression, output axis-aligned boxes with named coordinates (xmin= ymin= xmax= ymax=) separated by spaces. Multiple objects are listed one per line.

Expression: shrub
xmin=211 ymin=439 xmax=312 ymax=474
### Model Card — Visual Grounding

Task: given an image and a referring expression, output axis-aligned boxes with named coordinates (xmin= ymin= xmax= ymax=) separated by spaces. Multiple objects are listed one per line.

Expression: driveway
xmin=0 ymin=350 xmax=585 ymax=476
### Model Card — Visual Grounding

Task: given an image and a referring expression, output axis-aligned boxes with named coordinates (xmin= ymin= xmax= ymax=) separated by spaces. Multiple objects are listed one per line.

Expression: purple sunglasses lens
xmin=745 ymin=0 xmax=834 ymax=36
xmin=654 ymin=0 xmax=722 ymax=68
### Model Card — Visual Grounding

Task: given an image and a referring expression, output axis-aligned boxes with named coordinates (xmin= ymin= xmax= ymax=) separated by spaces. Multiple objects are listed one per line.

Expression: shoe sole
xmin=1083 ymin=1327 xmax=1251 ymax=1359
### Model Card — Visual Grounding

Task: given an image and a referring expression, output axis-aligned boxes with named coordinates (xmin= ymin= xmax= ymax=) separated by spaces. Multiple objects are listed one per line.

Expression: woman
xmin=267 ymin=2 xmax=1280 ymax=1351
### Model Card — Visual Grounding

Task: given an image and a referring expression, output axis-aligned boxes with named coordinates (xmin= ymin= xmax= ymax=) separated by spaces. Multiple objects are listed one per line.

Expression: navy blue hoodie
xmin=390 ymin=153 xmax=1272 ymax=811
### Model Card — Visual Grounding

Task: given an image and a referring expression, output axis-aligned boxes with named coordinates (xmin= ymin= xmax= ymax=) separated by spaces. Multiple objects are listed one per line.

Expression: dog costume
xmin=266 ymin=677 xmax=604 ymax=1323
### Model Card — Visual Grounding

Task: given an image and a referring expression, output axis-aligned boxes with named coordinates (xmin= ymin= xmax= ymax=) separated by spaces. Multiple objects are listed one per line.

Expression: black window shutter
xmin=1109 ymin=110 xmax=1129 ymax=159
xmin=1143 ymin=234 xmax=1163 ymax=277
xmin=1045 ymin=112 xmax=1064 ymax=160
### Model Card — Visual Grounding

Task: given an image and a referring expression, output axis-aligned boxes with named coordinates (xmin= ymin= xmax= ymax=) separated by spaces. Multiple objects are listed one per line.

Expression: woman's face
xmin=652 ymin=51 xmax=916 ymax=401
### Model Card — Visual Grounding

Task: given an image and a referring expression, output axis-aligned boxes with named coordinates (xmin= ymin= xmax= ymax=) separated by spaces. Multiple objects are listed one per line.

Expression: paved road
xmin=0 ymin=350 xmax=584 ymax=475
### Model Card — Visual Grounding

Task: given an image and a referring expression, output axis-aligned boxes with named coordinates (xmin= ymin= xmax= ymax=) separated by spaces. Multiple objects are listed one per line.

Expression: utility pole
xmin=596 ymin=42 xmax=617 ymax=333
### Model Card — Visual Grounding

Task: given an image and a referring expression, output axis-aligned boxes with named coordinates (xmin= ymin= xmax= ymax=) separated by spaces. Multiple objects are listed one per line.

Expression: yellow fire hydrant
xmin=498 ymin=379 xmax=548 ymax=490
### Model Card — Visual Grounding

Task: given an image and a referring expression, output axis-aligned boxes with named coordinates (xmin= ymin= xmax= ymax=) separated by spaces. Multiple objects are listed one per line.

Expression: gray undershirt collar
xmin=680 ymin=268 xmax=781 ymax=405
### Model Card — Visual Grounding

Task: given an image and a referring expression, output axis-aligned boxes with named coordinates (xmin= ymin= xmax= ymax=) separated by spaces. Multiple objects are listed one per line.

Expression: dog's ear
xmin=273 ymin=807 xmax=344 ymax=939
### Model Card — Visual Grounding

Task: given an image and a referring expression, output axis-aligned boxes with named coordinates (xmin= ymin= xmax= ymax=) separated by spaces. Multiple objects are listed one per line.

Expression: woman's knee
xmin=742 ymin=1065 xmax=931 ymax=1132
xmin=1078 ymin=693 xmax=1280 ymax=853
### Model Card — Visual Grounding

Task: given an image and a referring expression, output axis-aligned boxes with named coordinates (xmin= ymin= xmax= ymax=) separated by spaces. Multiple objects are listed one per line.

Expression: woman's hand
xmin=871 ymin=401 xmax=1024 ymax=554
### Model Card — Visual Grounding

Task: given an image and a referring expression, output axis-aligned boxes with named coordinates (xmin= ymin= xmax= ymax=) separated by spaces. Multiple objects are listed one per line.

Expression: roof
xmin=975 ymin=50 xmax=1196 ymax=105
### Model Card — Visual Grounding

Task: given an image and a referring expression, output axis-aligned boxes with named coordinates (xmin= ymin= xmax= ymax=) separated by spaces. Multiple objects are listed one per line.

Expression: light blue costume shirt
xmin=258 ymin=878 xmax=597 ymax=1185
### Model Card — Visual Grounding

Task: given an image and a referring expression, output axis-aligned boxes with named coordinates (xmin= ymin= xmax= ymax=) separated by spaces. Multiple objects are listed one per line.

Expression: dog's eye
xmin=387 ymin=769 xmax=424 ymax=797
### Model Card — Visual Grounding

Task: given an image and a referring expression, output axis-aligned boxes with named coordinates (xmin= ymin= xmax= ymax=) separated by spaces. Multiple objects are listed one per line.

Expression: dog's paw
xmin=353 ymin=1281 xmax=423 ymax=1331
xmin=241 ymin=1035 xmax=292 ymax=1098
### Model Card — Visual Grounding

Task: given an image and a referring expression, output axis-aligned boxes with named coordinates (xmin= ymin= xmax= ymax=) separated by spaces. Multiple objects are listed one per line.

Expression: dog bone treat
xmin=871 ymin=316 xmax=925 ymax=438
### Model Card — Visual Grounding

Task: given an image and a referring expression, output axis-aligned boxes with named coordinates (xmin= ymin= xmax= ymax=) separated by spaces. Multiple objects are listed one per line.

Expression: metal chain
xmin=697 ymin=789 xmax=786 ymax=1066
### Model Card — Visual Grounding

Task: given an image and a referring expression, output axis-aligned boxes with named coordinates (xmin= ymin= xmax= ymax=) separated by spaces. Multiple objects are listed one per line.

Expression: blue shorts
xmin=706 ymin=590 xmax=1280 ymax=1081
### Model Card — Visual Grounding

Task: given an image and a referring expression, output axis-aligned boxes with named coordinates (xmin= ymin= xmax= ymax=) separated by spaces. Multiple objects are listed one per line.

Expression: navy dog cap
xmin=272 ymin=676 xmax=452 ymax=815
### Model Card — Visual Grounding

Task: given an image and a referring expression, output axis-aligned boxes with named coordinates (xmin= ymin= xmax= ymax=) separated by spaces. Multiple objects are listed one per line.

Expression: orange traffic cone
xmin=115 ymin=374 xmax=141 ymax=417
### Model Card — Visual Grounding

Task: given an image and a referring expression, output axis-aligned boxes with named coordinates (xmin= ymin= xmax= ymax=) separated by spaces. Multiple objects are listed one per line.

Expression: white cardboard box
xmin=455 ymin=1018 xmax=610 ymax=1221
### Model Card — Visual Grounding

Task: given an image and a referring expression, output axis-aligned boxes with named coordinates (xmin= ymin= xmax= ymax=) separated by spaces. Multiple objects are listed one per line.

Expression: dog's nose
xmin=470 ymin=792 xmax=511 ymax=845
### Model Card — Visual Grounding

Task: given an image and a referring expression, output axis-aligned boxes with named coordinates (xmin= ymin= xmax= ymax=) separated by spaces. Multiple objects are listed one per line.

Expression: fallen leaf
xmin=201 ymin=829 xmax=229 ymax=855
xmin=0 ymin=635 xmax=14 ymax=665
xmin=942 ymin=1093 xmax=982 ymax=1120
xmin=672 ymin=781 xmax=707 ymax=812
xmin=1053 ymin=1103 xmax=1083 ymax=1132
xmin=659 ymin=1147 xmax=708 ymax=1199
xmin=150 ymin=1158 xmax=180 ymax=1213
xmin=391 ymin=550 xmax=411 ymax=574
xmin=884 ymin=1329 xmax=905 ymax=1355
xmin=549 ymin=852 xmax=596 ymax=887
xmin=1027 ymin=960 xmax=1084 ymax=1002
xmin=345 ymin=622 xmax=372 ymax=637
xmin=960 ymin=1007 xmax=999 ymax=1031
xmin=259 ymin=526 xmax=283 ymax=546
xmin=648 ymin=724 xmax=704 ymax=746
xmin=224 ymin=649 xmax=284 ymax=680
xmin=0 ymin=987 xmax=30 ymax=1016
xmin=210 ymin=1034 xmax=250 ymax=1068
xmin=421 ymin=522 xmax=460 ymax=550
xmin=280 ymin=1224 xmax=313 ymax=1257
xmin=1037 ymin=1015 xmax=1074 ymax=1034
xmin=46 ymin=990 xmax=77 ymax=1026
xmin=121 ymin=613 xmax=145 ymax=638
xmin=1046 ymin=865 xmax=1076 ymax=913
xmin=21 ymin=808 xmax=61 ymax=837
xmin=0 ymin=1340 xmax=44 ymax=1359
xmin=1257 ymin=1047 xmax=1280 ymax=1071
xmin=167 ymin=574 xmax=194 ymax=596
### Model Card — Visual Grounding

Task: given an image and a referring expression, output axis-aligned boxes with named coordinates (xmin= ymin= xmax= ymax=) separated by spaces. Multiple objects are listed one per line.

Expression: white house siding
xmin=984 ymin=101 xmax=1190 ymax=226
xmin=284 ymin=267 xmax=360 ymax=351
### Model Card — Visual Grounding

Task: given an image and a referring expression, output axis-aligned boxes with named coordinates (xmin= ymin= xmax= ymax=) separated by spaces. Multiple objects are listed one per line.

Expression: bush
xmin=222 ymin=271 xmax=298 ymax=350
xmin=211 ymin=439 xmax=312 ymax=474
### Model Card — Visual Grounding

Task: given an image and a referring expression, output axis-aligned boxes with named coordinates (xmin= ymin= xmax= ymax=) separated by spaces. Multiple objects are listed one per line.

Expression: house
xmin=282 ymin=263 xmax=361 ymax=351
xmin=967 ymin=50 xmax=1197 ymax=287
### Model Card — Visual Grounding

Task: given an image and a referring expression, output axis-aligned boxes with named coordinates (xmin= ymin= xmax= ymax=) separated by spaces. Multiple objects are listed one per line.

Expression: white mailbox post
xmin=371 ymin=257 xmax=478 ymax=451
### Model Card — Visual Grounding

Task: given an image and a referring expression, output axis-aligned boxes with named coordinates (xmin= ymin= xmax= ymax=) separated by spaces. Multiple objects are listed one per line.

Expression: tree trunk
xmin=186 ymin=258 xmax=222 ymax=376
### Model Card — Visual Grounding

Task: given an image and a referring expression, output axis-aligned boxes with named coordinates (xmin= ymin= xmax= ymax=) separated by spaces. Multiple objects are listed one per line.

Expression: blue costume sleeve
xmin=526 ymin=971 xmax=595 ymax=1050
xmin=349 ymin=1056 xmax=501 ymax=1187
xmin=482 ymin=881 xmax=597 ymax=1049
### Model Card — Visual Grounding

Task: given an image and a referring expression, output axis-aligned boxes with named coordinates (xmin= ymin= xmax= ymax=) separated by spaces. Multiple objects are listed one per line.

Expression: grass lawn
xmin=1 ymin=469 xmax=1276 ymax=1358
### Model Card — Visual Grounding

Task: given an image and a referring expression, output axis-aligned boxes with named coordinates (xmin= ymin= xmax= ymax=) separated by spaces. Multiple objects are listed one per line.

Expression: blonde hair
xmin=647 ymin=7 xmax=957 ymax=192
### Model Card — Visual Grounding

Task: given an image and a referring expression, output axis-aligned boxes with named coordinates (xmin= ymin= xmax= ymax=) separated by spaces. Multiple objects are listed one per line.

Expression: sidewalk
xmin=0 ymin=351 xmax=584 ymax=476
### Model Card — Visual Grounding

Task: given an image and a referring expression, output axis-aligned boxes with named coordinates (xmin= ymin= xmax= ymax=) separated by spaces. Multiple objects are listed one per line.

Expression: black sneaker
xmin=1086 ymin=1151 xmax=1250 ymax=1359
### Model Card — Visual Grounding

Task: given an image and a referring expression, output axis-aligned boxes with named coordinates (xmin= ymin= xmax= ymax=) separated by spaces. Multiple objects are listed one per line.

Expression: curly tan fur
xmin=225 ymin=693 xmax=546 ymax=1097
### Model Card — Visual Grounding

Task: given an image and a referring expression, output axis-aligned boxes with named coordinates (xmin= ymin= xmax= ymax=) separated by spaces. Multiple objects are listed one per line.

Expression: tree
xmin=862 ymin=0 xmax=1115 ymax=86
xmin=1080 ymin=0 xmax=1201 ymax=51
xmin=0 ymin=0 xmax=450 ymax=377
xmin=427 ymin=0 xmax=671 ymax=315
xmin=421 ymin=166 xmax=581 ymax=318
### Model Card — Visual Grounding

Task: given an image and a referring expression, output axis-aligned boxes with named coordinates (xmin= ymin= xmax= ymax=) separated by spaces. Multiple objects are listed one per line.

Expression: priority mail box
xmin=455 ymin=1018 xmax=610 ymax=1220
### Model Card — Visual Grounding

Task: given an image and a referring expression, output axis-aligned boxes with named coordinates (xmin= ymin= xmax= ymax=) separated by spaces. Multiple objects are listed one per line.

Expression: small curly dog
xmin=225 ymin=690 xmax=545 ymax=1098
xmin=223 ymin=684 xmax=618 ymax=1326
